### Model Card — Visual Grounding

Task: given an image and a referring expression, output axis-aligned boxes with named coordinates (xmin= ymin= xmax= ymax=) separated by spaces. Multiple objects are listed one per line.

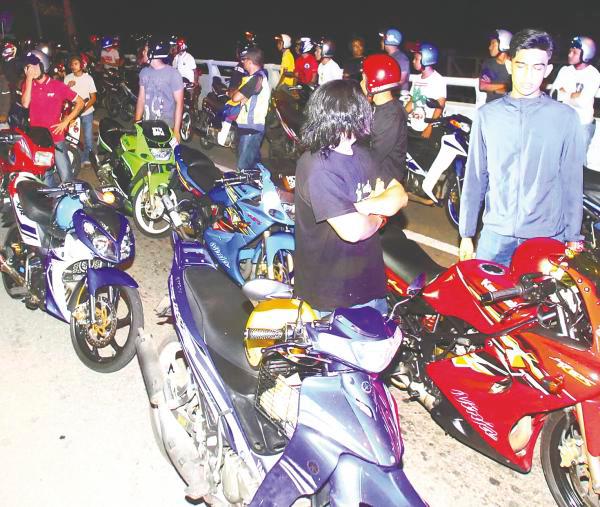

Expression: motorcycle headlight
xmin=34 ymin=151 xmax=54 ymax=166
xmin=349 ymin=328 xmax=402 ymax=373
xmin=83 ymin=220 xmax=118 ymax=262
xmin=119 ymin=224 xmax=134 ymax=260
xmin=150 ymin=147 xmax=172 ymax=161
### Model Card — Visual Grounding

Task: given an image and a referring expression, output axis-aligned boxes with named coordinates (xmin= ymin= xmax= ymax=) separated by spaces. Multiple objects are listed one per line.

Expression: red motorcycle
xmin=0 ymin=126 xmax=55 ymax=201
xmin=383 ymin=225 xmax=600 ymax=506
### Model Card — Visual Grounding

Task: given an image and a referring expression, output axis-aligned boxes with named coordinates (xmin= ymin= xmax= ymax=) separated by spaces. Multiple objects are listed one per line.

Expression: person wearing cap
xmin=274 ymin=34 xmax=295 ymax=89
xmin=362 ymin=54 xmax=408 ymax=183
xmin=380 ymin=29 xmax=410 ymax=92
xmin=552 ymin=36 xmax=600 ymax=152
xmin=21 ymin=50 xmax=85 ymax=183
xmin=135 ymin=39 xmax=184 ymax=141
xmin=230 ymin=47 xmax=271 ymax=170
xmin=479 ymin=29 xmax=513 ymax=102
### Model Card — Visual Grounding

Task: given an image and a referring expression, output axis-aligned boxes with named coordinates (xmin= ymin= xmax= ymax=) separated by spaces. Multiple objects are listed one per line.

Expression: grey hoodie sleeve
xmin=560 ymin=112 xmax=585 ymax=241
xmin=459 ymin=111 xmax=488 ymax=238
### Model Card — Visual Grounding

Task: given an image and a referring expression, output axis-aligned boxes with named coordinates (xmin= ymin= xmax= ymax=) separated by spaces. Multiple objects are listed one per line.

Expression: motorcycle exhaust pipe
xmin=135 ymin=329 xmax=210 ymax=500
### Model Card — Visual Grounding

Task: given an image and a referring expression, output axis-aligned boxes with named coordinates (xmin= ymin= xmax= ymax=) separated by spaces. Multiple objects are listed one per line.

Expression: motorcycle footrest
xmin=7 ymin=286 xmax=28 ymax=298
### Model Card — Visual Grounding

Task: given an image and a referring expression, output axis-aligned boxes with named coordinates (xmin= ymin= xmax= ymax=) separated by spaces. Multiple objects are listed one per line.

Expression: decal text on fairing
xmin=450 ymin=388 xmax=498 ymax=441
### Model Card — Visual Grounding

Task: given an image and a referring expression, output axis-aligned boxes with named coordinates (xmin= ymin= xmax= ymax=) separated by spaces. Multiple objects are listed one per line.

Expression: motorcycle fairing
xmin=427 ymin=327 xmax=600 ymax=469
xmin=248 ymin=373 xmax=414 ymax=506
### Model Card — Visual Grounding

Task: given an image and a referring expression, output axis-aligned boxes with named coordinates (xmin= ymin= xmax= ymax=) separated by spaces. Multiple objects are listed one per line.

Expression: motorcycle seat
xmin=99 ymin=118 xmax=126 ymax=152
xmin=16 ymin=179 xmax=56 ymax=226
xmin=183 ymin=266 xmax=258 ymax=395
xmin=178 ymin=145 xmax=224 ymax=192
xmin=584 ymin=169 xmax=600 ymax=199
xmin=381 ymin=225 xmax=444 ymax=284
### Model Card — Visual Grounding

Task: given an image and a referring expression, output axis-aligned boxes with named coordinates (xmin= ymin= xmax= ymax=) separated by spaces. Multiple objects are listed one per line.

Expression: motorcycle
xmin=384 ymin=224 xmax=600 ymax=506
xmin=0 ymin=126 xmax=55 ymax=201
xmin=61 ymin=100 xmax=83 ymax=178
xmin=164 ymin=145 xmax=295 ymax=285
xmin=405 ymin=104 xmax=471 ymax=229
xmin=179 ymin=80 xmax=201 ymax=143
xmin=95 ymin=117 xmax=178 ymax=237
xmin=98 ymin=67 xmax=124 ymax=118
xmin=582 ymin=167 xmax=600 ymax=249
xmin=0 ymin=176 xmax=143 ymax=372
xmin=134 ymin=228 xmax=426 ymax=506
xmin=196 ymin=77 xmax=238 ymax=150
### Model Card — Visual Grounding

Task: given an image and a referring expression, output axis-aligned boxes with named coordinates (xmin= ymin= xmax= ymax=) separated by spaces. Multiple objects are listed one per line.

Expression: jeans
xmin=54 ymin=141 xmax=73 ymax=183
xmin=237 ymin=131 xmax=264 ymax=171
xmin=584 ymin=122 xmax=596 ymax=157
xmin=476 ymin=227 xmax=565 ymax=267
xmin=80 ymin=113 xmax=94 ymax=163
xmin=314 ymin=297 xmax=388 ymax=319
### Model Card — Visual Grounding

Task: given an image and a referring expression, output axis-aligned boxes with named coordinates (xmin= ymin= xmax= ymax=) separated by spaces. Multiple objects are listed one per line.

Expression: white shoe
xmin=217 ymin=122 xmax=231 ymax=146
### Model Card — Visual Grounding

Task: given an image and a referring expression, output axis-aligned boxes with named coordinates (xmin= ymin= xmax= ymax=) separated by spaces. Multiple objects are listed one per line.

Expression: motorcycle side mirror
xmin=425 ymin=98 xmax=441 ymax=110
xmin=408 ymin=273 xmax=426 ymax=295
xmin=243 ymin=279 xmax=294 ymax=301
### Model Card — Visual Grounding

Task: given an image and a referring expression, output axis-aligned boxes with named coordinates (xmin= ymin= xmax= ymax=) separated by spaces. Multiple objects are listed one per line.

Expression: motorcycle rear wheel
xmin=120 ymin=101 xmax=135 ymax=122
xmin=70 ymin=284 xmax=143 ymax=373
xmin=105 ymin=93 xmax=122 ymax=118
xmin=132 ymin=184 xmax=172 ymax=238
xmin=541 ymin=409 xmax=599 ymax=507
xmin=180 ymin=111 xmax=193 ymax=143
xmin=1 ymin=226 xmax=26 ymax=299
xmin=444 ymin=172 xmax=462 ymax=230
xmin=197 ymin=111 xmax=213 ymax=150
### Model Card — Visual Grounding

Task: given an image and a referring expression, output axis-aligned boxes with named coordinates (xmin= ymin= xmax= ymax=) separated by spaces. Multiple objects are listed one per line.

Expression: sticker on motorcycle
xmin=152 ymin=127 xmax=165 ymax=136
xmin=550 ymin=357 xmax=596 ymax=387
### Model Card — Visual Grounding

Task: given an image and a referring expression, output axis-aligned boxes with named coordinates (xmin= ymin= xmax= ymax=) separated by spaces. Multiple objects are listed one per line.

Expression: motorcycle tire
xmin=197 ymin=111 xmax=213 ymax=150
xmin=180 ymin=111 xmax=193 ymax=143
xmin=1 ymin=226 xmax=27 ymax=299
xmin=67 ymin=143 xmax=82 ymax=179
xmin=70 ymin=284 xmax=144 ymax=373
xmin=106 ymin=94 xmax=122 ymax=118
xmin=250 ymin=247 xmax=294 ymax=284
xmin=120 ymin=101 xmax=135 ymax=122
xmin=444 ymin=172 xmax=462 ymax=230
xmin=132 ymin=184 xmax=172 ymax=238
xmin=540 ymin=409 xmax=596 ymax=507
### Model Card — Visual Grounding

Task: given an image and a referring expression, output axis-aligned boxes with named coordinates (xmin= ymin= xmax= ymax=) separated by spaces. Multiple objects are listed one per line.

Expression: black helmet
xmin=318 ymin=38 xmax=336 ymax=58
xmin=236 ymin=39 xmax=255 ymax=59
xmin=147 ymin=39 xmax=170 ymax=60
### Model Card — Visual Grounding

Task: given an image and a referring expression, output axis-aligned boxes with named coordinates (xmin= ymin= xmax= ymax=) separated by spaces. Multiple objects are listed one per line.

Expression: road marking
xmin=403 ymin=229 xmax=459 ymax=256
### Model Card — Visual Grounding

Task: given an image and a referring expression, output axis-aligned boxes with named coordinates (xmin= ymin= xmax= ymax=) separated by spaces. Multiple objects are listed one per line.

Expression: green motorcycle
xmin=95 ymin=118 xmax=177 ymax=237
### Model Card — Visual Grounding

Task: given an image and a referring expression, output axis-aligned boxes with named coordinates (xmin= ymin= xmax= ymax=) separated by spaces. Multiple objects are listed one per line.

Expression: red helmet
xmin=79 ymin=52 xmax=90 ymax=69
xmin=176 ymin=37 xmax=187 ymax=53
xmin=89 ymin=34 xmax=99 ymax=45
xmin=362 ymin=54 xmax=401 ymax=94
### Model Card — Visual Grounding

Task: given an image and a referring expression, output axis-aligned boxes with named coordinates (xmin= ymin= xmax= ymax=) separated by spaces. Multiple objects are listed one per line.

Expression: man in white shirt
xmin=65 ymin=55 xmax=97 ymax=166
xmin=100 ymin=36 xmax=122 ymax=70
xmin=315 ymin=39 xmax=343 ymax=86
xmin=552 ymin=35 xmax=600 ymax=152
xmin=405 ymin=43 xmax=446 ymax=139
xmin=172 ymin=37 xmax=197 ymax=84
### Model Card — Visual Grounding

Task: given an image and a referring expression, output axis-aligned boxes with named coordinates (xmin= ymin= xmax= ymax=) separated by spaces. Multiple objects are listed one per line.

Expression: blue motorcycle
xmin=1 ymin=175 xmax=143 ymax=373
xmin=135 ymin=228 xmax=425 ymax=506
xmin=165 ymin=145 xmax=295 ymax=285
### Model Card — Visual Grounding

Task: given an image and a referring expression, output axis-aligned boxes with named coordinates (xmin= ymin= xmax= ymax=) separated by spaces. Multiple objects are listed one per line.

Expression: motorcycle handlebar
xmin=245 ymin=328 xmax=286 ymax=341
xmin=480 ymin=286 xmax=525 ymax=304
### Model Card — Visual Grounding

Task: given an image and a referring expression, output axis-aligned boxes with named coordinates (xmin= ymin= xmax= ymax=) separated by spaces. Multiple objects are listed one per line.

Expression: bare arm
xmin=327 ymin=212 xmax=384 ymax=243
xmin=51 ymin=96 xmax=84 ymax=135
xmin=354 ymin=179 xmax=408 ymax=217
xmin=173 ymin=88 xmax=184 ymax=142
xmin=82 ymin=92 xmax=96 ymax=114
xmin=479 ymin=78 xmax=507 ymax=93
xmin=134 ymin=84 xmax=145 ymax=122
xmin=21 ymin=65 xmax=39 ymax=108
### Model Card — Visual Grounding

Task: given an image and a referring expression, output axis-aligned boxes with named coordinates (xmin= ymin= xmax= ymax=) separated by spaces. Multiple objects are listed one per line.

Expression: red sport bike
xmin=383 ymin=225 xmax=600 ymax=506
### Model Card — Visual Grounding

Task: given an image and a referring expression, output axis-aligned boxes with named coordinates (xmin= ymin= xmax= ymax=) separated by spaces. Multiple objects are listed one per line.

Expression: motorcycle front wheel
xmin=197 ymin=110 xmax=213 ymax=150
xmin=180 ymin=111 xmax=193 ymax=143
xmin=70 ymin=284 xmax=143 ymax=373
xmin=67 ymin=143 xmax=82 ymax=179
xmin=1 ymin=226 xmax=27 ymax=299
xmin=120 ymin=101 xmax=135 ymax=122
xmin=105 ymin=93 xmax=122 ymax=118
xmin=132 ymin=184 xmax=172 ymax=238
xmin=541 ymin=409 xmax=599 ymax=507
xmin=444 ymin=172 xmax=462 ymax=230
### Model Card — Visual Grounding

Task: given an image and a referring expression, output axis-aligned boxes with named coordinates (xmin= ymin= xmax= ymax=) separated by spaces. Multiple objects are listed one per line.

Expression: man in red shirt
xmin=295 ymin=37 xmax=318 ymax=85
xmin=21 ymin=50 xmax=84 ymax=183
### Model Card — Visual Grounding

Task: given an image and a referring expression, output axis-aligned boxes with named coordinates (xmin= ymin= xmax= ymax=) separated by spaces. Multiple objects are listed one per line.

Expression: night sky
xmin=6 ymin=0 xmax=600 ymax=64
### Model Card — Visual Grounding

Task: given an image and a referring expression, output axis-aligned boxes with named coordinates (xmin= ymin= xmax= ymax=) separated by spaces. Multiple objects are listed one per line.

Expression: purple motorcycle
xmin=135 ymin=225 xmax=425 ymax=506
xmin=1 ymin=175 xmax=143 ymax=373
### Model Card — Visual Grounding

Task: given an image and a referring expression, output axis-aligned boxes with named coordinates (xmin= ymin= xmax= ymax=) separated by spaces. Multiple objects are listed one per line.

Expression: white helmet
xmin=275 ymin=33 xmax=292 ymax=49
xmin=571 ymin=36 xmax=596 ymax=64
xmin=493 ymin=29 xmax=513 ymax=53
xmin=299 ymin=37 xmax=314 ymax=54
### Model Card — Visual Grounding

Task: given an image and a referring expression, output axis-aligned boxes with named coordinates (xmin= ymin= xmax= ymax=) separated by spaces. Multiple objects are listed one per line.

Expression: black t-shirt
xmin=480 ymin=57 xmax=511 ymax=103
xmin=229 ymin=62 xmax=246 ymax=91
xmin=3 ymin=57 xmax=23 ymax=88
xmin=294 ymin=146 xmax=393 ymax=311
xmin=343 ymin=56 xmax=364 ymax=82
xmin=371 ymin=99 xmax=408 ymax=182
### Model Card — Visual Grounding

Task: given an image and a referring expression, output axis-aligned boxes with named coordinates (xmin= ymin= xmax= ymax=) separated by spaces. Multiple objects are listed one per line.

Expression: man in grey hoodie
xmin=459 ymin=28 xmax=586 ymax=266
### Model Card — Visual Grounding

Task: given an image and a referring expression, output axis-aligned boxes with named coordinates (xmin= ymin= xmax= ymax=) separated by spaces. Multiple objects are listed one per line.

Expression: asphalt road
xmin=0 ymin=110 xmax=557 ymax=506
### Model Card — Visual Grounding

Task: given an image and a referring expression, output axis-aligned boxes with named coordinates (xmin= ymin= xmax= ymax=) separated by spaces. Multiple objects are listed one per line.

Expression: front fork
xmin=576 ymin=401 xmax=600 ymax=492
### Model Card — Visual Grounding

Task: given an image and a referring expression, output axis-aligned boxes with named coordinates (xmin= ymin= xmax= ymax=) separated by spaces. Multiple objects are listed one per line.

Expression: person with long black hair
xmin=294 ymin=79 xmax=407 ymax=315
